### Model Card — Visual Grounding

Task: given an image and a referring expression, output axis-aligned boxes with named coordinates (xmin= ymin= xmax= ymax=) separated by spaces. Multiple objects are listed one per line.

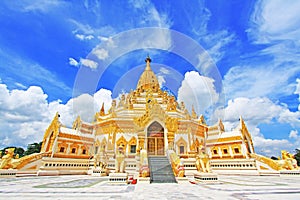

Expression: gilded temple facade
xmin=1 ymin=56 xmax=298 ymax=178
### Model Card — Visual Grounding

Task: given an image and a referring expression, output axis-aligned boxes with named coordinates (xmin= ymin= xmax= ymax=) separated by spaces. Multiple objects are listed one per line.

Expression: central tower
xmin=136 ymin=56 xmax=160 ymax=92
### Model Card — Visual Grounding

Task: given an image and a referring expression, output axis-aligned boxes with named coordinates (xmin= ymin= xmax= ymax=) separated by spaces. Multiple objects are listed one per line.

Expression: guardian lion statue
xmin=115 ymin=145 xmax=126 ymax=173
xmin=195 ymin=151 xmax=211 ymax=173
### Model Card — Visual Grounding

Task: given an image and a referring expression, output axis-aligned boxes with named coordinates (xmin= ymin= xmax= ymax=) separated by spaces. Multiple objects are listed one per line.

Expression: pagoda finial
xmin=145 ymin=55 xmax=152 ymax=71
xmin=191 ymin=105 xmax=197 ymax=119
xmin=100 ymin=102 xmax=105 ymax=116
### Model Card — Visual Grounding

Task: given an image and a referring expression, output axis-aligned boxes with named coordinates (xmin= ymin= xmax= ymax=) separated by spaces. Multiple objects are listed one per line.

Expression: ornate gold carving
xmin=0 ymin=148 xmax=16 ymax=169
xmin=108 ymin=100 xmax=117 ymax=116
xmin=191 ymin=105 xmax=197 ymax=119
xmin=41 ymin=112 xmax=61 ymax=153
xmin=277 ymin=150 xmax=299 ymax=170
xmin=165 ymin=116 xmax=178 ymax=132
xmin=136 ymin=56 xmax=160 ymax=92
xmin=166 ymin=96 xmax=177 ymax=111
xmin=250 ymin=151 xmax=299 ymax=171
xmin=100 ymin=102 xmax=105 ymax=116
xmin=118 ymin=94 xmax=126 ymax=108
xmin=128 ymin=137 xmax=137 ymax=146
xmin=137 ymin=137 xmax=145 ymax=152
xmin=250 ymin=153 xmax=281 ymax=171
xmin=116 ymin=135 xmax=128 ymax=152
xmin=239 ymin=117 xmax=254 ymax=153
xmin=134 ymin=103 xmax=167 ymax=129
xmin=199 ymin=115 xmax=206 ymax=125
xmin=169 ymin=151 xmax=185 ymax=177
xmin=72 ymin=116 xmax=81 ymax=130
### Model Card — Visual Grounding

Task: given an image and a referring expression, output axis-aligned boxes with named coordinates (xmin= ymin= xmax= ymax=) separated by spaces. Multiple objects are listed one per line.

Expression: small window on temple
xmin=223 ymin=149 xmax=228 ymax=154
xmin=234 ymin=148 xmax=239 ymax=154
xmin=213 ymin=149 xmax=218 ymax=155
xmin=59 ymin=147 xmax=65 ymax=153
xmin=82 ymin=149 xmax=86 ymax=154
xmin=71 ymin=148 xmax=76 ymax=154
xmin=180 ymin=145 xmax=184 ymax=154
xmin=130 ymin=145 xmax=136 ymax=153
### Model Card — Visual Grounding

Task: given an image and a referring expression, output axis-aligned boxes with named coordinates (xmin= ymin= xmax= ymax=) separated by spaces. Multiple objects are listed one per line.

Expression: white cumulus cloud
xmin=249 ymin=0 xmax=300 ymax=43
xmin=213 ymin=96 xmax=300 ymax=156
xmin=159 ymin=67 xmax=170 ymax=74
xmin=178 ymin=71 xmax=219 ymax=115
xmin=92 ymin=48 xmax=109 ymax=60
xmin=98 ymin=36 xmax=116 ymax=48
xmin=0 ymin=82 xmax=112 ymax=149
xmin=69 ymin=57 xmax=79 ymax=67
xmin=157 ymin=75 xmax=166 ymax=87
xmin=80 ymin=58 xmax=98 ymax=69
xmin=289 ymin=130 xmax=298 ymax=139
xmin=295 ymin=78 xmax=300 ymax=102
xmin=75 ymin=34 xmax=94 ymax=41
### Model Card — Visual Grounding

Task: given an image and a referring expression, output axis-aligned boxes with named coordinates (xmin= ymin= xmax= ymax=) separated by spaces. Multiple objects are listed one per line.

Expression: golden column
xmin=137 ymin=130 xmax=146 ymax=153
xmin=166 ymin=117 xmax=178 ymax=150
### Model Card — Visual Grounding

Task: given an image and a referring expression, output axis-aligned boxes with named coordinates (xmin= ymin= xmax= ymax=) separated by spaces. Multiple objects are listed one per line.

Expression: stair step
xmin=148 ymin=156 xmax=177 ymax=184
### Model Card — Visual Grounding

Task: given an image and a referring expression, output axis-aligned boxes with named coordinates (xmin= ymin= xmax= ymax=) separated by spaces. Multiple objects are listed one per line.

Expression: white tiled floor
xmin=0 ymin=175 xmax=299 ymax=199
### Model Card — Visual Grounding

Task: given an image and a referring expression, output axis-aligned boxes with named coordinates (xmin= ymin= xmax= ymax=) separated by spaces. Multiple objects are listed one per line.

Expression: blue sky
xmin=0 ymin=0 xmax=299 ymax=156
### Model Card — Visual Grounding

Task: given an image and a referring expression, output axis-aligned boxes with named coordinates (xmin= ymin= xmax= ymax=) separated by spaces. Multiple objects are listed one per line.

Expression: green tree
xmin=294 ymin=149 xmax=300 ymax=166
xmin=24 ymin=142 xmax=42 ymax=156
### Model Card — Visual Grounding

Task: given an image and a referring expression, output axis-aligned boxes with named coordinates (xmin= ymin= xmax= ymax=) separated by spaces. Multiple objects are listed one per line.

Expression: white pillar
xmin=229 ymin=145 xmax=233 ymax=158
xmin=218 ymin=147 xmax=222 ymax=158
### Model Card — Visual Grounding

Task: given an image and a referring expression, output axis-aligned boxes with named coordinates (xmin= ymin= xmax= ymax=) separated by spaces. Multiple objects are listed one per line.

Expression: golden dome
xmin=136 ymin=56 xmax=160 ymax=92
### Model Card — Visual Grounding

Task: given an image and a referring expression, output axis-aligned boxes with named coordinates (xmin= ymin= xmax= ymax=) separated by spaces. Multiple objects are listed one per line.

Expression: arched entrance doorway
xmin=147 ymin=122 xmax=164 ymax=156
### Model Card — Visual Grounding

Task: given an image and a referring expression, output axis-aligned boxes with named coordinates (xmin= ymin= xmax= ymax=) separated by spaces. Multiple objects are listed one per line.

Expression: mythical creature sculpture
xmin=166 ymin=96 xmax=177 ymax=111
xmin=115 ymin=145 xmax=126 ymax=173
xmin=108 ymin=100 xmax=117 ymax=114
xmin=276 ymin=150 xmax=299 ymax=170
xmin=195 ymin=150 xmax=211 ymax=173
xmin=139 ymin=149 xmax=150 ymax=177
xmin=118 ymin=94 xmax=126 ymax=108
xmin=94 ymin=146 xmax=108 ymax=174
xmin=170 ymin=151 xmax=185 ymax=177
xmin=173 ymin=158 xmax=185 ymax=177
xmin=0 ymin=148 xmax=20 ymax=169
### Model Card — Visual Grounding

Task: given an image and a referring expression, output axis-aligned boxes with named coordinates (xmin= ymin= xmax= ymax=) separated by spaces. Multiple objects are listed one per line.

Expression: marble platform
xmin=194 ymin=172 xmax=218 ymax=183
xmin=108 ymin=172 xmax=128 ymax=184
xmin=0 ymin=175 xmax=299 ymax=199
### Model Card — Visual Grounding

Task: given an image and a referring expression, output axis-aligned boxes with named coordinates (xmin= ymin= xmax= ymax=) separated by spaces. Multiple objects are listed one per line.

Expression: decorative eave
xmin=133 ymin=101 xmax=178 ymax=132
xmin=72 ymin=116 xmax=81 ymax=130
xmin=41 ymin=112 xmax=61 ymax=153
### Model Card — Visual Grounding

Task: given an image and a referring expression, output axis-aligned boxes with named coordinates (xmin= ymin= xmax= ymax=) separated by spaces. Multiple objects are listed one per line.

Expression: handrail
xmin=250 ymin=153 xmax=280 ymax=171
xmin=167 ymin=149 xmax=184 ymax=177
xmin=16 ymin=152 xmax=51 ymax=169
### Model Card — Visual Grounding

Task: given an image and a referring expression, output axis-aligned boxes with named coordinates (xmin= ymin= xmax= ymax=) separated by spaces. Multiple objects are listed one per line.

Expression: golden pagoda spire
xmin=191 ymin=105 xmax=197 ymax=119
xmin=145 ymin=55 xmax=152 ymax=71
xmin=100 ymin=102 xmax=105 ymax=116
xmin=136 ymin=56 xmax=160 ymax=92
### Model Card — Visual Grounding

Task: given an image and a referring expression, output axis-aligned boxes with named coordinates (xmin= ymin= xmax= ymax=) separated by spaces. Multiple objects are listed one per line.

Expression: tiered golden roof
xmin=136 ymin=56 xmax=160 ymax=92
